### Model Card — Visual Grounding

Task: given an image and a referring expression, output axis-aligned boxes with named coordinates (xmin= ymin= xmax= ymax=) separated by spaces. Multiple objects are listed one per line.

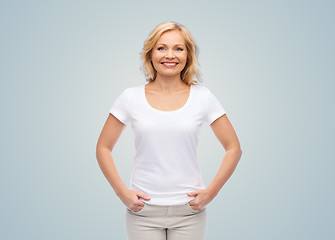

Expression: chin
xmin=158 ymin=72 xmax=182 ymax=78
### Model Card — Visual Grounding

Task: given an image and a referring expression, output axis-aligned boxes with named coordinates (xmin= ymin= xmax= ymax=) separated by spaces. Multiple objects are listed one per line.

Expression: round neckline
xmin=143 ymin=84 xmax=193 ymax=113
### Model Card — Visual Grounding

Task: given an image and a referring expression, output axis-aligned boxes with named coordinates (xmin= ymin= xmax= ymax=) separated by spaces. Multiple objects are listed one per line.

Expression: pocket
xmin=128 ymin=203 xmax=147 ymax=214
xmin=187 ymin=202 xmax=201 ymax=212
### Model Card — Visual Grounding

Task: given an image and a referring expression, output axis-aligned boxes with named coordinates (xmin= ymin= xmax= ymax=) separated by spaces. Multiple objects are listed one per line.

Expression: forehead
xmin=156 ymin=30 xmax=185 ymax=45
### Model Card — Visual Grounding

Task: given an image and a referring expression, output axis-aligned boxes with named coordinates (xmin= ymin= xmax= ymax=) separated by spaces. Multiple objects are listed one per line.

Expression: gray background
xmin=1 ymin=0 xmax=334 ymax=239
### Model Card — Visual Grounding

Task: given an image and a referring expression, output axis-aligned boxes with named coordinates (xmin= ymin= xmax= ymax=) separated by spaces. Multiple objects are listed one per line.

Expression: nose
xmin=165 ymin=49 xmax=175 ymax=59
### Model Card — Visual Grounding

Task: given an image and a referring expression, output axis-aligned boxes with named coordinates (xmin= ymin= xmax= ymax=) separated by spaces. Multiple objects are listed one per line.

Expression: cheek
xmin=181 ymin=55 xmax=188 ymax=64
xmin=180 ymin=52 xmax=187 ymax=62
xmin=153 ymin=49 xmax=164 ymax=56
xmin=151 ymin=61 xmax=160 ymax=70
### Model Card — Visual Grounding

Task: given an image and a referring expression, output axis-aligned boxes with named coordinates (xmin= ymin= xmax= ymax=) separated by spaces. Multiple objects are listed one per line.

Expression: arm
xmin=207 ymin=114 xmax=242 ymax=196
xmin=187 ymin=114 xmax=242 ymax=210
xmin=96 ymin=114 xmax=150 ymax=211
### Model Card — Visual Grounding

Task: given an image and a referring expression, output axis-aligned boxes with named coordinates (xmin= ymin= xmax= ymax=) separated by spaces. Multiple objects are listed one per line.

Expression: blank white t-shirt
xmin=109 ymin=84 xmax=226 ymax=206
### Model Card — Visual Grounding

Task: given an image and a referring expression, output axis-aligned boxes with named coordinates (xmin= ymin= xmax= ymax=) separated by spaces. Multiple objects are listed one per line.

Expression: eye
xmin=176 ymin=47 xmax=183 ymax=51
xmin=157 ymin=47 xmax=165 ymax=50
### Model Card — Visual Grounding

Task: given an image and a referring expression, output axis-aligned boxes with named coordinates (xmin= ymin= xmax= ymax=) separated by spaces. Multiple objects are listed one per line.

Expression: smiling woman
xmin=150 ymin=30 xmax=188 ymax=78
xmin=96 ymin=21 xmax=242 ymax=240
xmin=140 ymin=21 xmax=200 ymax=85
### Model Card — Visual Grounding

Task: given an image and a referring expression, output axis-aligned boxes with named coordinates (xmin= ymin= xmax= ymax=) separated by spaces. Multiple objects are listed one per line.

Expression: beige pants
xmin=125 ymin=202 xmax=207 ymax=240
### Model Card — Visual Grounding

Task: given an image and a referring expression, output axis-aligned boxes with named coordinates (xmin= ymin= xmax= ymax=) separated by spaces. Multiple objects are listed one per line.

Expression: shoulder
xmin=119 ymin=85 xmax=143 ymax=106
xmin=192 ymin=84 xmax=211 ymax=96
xmin=192 ymin=84 xmax=222 ymax=107
xmin=118 ymin=85 xmax=143 ymax=96
xmin=125 ymin=85 xmax=143 ymax=93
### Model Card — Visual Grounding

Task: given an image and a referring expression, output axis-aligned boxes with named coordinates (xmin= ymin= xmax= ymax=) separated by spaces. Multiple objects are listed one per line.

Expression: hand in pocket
xmin=119 ymin=189 xmax=150 ymax=212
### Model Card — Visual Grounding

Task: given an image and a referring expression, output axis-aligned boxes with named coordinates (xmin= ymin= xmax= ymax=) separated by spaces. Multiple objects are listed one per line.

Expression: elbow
xmin=237 ymin=143 xmax=242 ymax=158
xmin=231 ymin=145 xmax=242 ymax=160
xmin=225 ymin=146 xmax=242 ymax=159
xmin=96 ymin=144 xmax=107 ymax=161
xmin=96 ymin=143 xmax=102 ymax=158
xmin=96 ymin=144 xmax=113 ymax=159
xmin=96 ymin=145 xmax=102 ymax=161
xmin=236 ymin=141 xmax=242 ymax=157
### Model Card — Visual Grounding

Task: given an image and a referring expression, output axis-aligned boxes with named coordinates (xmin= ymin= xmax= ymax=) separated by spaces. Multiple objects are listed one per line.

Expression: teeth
xmin=163 ymin=63 xmax=177 ymax=66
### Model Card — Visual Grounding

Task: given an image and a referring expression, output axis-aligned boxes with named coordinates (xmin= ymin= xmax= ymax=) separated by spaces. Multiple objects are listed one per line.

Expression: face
xmin=151 ymin=30 xmax=187 ymax=80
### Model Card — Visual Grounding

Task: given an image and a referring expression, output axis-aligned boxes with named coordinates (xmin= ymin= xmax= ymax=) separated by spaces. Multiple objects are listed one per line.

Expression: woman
xmin=96 ymin=21 xmax=242 ymax=240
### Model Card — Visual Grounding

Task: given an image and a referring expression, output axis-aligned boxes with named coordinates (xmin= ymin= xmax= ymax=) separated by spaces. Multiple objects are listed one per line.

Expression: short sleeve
xmin=205 ymin=88 xmax=226 ymax=125
xmin=109 ymin=88 xmax=131 ymax=125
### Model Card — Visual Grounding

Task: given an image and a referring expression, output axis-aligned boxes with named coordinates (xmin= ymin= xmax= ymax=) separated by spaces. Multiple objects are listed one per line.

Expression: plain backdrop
xmin=1 ymin=0 xmax=334 ymax=239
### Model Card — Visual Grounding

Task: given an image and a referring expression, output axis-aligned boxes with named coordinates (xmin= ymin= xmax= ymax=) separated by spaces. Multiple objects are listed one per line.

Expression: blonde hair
xmin=140 ymin=21 xmax=202 ymax=85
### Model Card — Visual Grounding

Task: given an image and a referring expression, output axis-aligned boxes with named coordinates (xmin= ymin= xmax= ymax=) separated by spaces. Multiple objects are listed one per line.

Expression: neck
xmin=151 ymin=75 xmax=187 ymax=91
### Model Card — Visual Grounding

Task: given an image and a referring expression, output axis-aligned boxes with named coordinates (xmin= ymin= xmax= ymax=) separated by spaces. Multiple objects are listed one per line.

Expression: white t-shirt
xmin=109 ymin=83 xmax=226 ymax=206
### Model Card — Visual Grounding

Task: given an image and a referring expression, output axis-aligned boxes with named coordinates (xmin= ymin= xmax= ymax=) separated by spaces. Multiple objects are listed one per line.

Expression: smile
xmin=161 ymin=62 xmax=179 ymax=68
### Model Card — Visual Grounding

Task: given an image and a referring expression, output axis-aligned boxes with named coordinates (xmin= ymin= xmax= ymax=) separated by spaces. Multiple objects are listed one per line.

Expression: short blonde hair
xmin=140 ymin=21 xmax=202 ymax=85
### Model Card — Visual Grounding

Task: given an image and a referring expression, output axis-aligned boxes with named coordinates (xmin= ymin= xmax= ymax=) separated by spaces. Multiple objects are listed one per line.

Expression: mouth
xmin=161 ymin=62 xmax=179 ymax=66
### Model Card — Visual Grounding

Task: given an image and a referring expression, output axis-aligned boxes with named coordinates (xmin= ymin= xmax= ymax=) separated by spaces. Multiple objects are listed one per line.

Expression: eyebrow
xmin=156 ymin=43 xmax=185 ymax=47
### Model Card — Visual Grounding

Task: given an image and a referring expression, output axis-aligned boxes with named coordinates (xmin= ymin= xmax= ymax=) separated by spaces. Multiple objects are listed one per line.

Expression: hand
xmin=187 ymin=188 xmax=216 ymax=211
xmin=119 ymin=189 xmax=151 ymax=212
